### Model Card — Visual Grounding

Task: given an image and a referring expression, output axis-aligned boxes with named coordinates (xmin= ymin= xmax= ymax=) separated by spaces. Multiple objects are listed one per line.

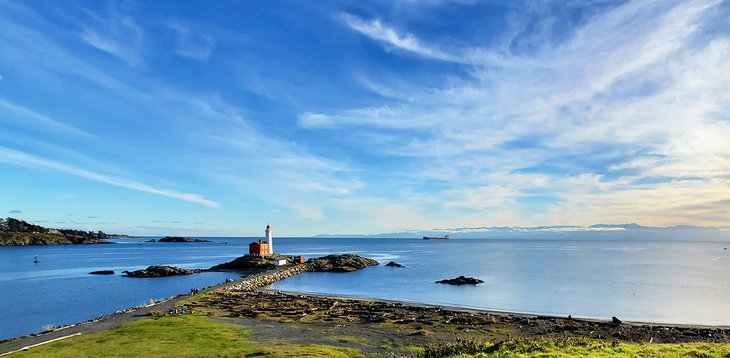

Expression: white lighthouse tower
xmin=265 ymin=224 xmax=273 ymax=255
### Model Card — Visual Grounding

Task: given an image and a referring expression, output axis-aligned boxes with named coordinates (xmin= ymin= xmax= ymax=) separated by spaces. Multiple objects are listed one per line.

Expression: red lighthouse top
xmin=266 ymin=224 xmax=271 ymax=230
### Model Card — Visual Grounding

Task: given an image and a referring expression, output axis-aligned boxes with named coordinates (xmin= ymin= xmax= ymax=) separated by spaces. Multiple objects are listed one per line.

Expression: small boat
xmin=423 ymin=235 xmax=450 ymax=240
xmin=34 ymin=255 xmax=40 ymax=263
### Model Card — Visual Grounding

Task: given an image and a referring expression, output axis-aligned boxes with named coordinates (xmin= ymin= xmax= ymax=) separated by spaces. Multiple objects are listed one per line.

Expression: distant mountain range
xmin=316 ymin=224 xmax=730 ymax=240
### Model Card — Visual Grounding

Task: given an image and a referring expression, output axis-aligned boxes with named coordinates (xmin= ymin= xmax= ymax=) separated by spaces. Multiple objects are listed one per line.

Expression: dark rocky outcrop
xmin=123 ymin=265 xmax=200 ymax=278
xmin=158 ymin=236 xmax=211 ymax=243
xmin=307 ymin=254 xmax=379 ymax=272
xmin=210 ymin=254 xmax=291 ymax=271
xmin=211 ymin=253 xmax=378 ymax=274
xmin=612 ymin=316 xmax=622 ymax=325
xmin=385 ymin=261 xmax=404 ymax=268
xmin=222 ymin=254 xmax=380 ymax=291
xmin=89 ymin=270 xmax=115 ymax=275
xmin=435 ymin=276 xmax=484 ymax=285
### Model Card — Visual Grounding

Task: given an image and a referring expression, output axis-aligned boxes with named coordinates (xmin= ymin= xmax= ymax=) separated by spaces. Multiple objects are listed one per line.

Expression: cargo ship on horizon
xmin=423 ymin=235 xmax=450 ymax=240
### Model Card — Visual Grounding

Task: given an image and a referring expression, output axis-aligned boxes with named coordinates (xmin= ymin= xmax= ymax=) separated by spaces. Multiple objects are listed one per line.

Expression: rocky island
xmin=209 ymin=253 xmax=292 ymax=271
xmin=119 ymin=253 xmax=378 ymax=282
xmin=123 ymin=265 xmax=200 ymax=278
xmin=148 ymin=236 xmax=212 ymax=243
xmin=210 ymin=253 xmax=379 ymax=273
xmin=306 ymin=254 xmax=379 ymax=272
xmin=436 ymin=275 xmax=484 ymax=285
xmin=0 ymin=218 xmax=110 ymax=246
xmin=385 ymin=261 xmax=404 ymax=267
xmin=89 ymin=270 xmax=115 ymax=275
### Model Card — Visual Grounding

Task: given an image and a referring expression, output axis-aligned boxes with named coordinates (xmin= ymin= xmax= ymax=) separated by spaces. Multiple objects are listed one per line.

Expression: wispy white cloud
xmin=340 ymin=13 xmax=458 ymax=63
xmin=0 ymin=146 xmax=219 ymax=208
xmin=0 ymin=1 xmax=365 ymax=230
xmin=183 ymin=97 xmax=362 ymax=220
xmin=0 ymin=3 xmax=151 ymax=101
xmin=167 ymin=22 xmax=215 ymax=61
xmin=340 ymin=13 xmax=542 ymax=68
xmin=311 ymin=0 xmax=730 ymax=228
xmin=2 ymin=0 xmax=727 ymax=235
xmin=0 ymin=98 xmax=94 ymax=139
xmin=79 ymin=6 xmax=145 ymax=68
xmin=298 ymin=106 xmax=447 ymax=129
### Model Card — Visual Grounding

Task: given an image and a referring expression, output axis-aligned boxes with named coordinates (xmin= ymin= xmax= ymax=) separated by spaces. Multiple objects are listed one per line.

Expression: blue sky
xmin=1 ymin=0 xmax=729 ymax=236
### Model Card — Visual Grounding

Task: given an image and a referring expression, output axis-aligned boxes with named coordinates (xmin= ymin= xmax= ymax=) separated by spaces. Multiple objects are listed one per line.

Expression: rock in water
xmin=124 ymin=265 xmax=200 ymax=278
xmin=385 ymin=261 xmax=404 ymax=268
xmin=307 ymin=254 xmax=379 ymax=272
xmin=435 ymin=276 xmax=484 ymax=285
xmin=158 ymin=236 xmax=211 ymax=243
xmin=89 ymin=270 xmax=115 ymax=275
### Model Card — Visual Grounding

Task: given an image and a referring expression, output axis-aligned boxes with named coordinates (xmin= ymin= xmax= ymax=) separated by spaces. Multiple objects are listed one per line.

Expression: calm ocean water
xmin=2 ymin=237 xmax=730 ymax=340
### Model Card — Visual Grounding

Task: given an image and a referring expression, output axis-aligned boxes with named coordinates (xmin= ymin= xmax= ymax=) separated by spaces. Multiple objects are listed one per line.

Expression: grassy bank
xmin=416 ymin=338 xmax=730 ymax=357
xmin=10 ymin=314 xmax=372 ymax=358
xmin=11 ymin=312 xmax=730 ymax=357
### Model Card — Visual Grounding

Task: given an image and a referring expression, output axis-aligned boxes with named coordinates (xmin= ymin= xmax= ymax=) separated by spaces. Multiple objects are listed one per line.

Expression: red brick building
xmin=249 ymin=240 xmax=270 ymax=256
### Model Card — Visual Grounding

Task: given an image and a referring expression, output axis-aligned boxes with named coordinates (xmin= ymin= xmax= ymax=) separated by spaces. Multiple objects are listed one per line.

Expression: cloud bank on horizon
xmin=0 ymin=0 xmax=728 ymax=236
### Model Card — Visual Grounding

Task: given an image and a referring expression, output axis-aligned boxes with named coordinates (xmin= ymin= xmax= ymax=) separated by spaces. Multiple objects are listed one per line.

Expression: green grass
xmin=404 ymin=344 xmax=425 ymax=353
xmin=11 ymin=314 xmax=370 ymax=358
xmin=416 ymin=338 xmax=730 ymax=358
